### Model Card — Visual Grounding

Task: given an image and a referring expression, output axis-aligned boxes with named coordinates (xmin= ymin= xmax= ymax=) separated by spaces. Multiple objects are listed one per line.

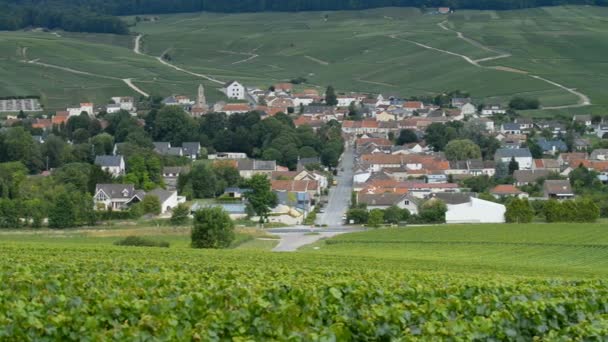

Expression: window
xmin=404 ymin=200 xmax=410 ymax=205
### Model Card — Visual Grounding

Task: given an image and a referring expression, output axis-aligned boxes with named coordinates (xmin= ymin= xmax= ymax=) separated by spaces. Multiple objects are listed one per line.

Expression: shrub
xmin=170 ymin=203 xmax=190 ymax=226
xmin=191 ymin=207 xmax=235 ymax=249
xmin=505 ymin=198 xmax=534 ymax=223
xmin=114 ymin=236 xmax=169 ymax=248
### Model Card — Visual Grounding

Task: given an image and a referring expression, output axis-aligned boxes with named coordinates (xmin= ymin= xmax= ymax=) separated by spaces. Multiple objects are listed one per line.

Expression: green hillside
xmin=0 ymin=6 xmax=607 ymax=113
xmin=1 ymin=222 xmax=608 ymax=339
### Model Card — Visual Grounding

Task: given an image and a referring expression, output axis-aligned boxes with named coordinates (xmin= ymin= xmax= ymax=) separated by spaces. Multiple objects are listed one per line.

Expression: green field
xmin=1 ymin=6 xmax=608 ymax=113
xmin=1 ymin=222 xmax=608 ymax=339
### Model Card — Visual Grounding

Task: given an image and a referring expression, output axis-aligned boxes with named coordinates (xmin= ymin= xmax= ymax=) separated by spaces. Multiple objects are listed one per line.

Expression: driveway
xmin=269 ymin=227 xmax=365 ymax=252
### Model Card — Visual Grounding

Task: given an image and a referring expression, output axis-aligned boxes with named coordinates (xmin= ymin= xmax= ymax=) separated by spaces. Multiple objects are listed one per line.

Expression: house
xmin=445 ymin=159 xmax=496 ymax=177
xmin=274 ymin=83 xmax=293 ymax=93
xmin=500 ymin=123 xmax=523 ymax=135
xmin=460 ymin=103 xmax=477 ymax=116
xmin=182 ymin=142 xmax=201 ymax=160
xmin=67 ymin=103 xmax=94 ymax=117
xmin=357 ymin=193 xmax=418 ymax=215
xmin=494 ymin=148 xmax=533 ymax=170
xmin=514 ymin=118 xmax=534 ymax=131
xmin=481 ymin=105 xmax=506 ymax=116
xmin=94 ymin=184 xmax=143 ymax=211
xmin=535 ymin=121 xmax=566 ymax=137
xmin=146 ymin=188 xmax=180 ymax=214
xmin=595 ymin=124 xmax=608 ymax=139
xmin=376 ymin=111 xmax=396 ymax=122
xmin=224 ymin=81 xmax=246 ymax=100
xmin=451 ymin=98 xmax=471 ymax=109
xmin=271 ymin=180 xmax=320 ymax=200
xmin=191 ymin=202 xmax=247 ymax=220
xmin=275 ymin=191 xmax=313 ymax=218
xmin=438 ymin=7 xmax=450 ymax=14
xmin=430 ymin=192 xmax=477 ymax=205
xmin=557 ymin=152 xmax=588 ymax=166
xmin=573 ymin=138 xmax=591 ymax=152
xmin=590 ymin=149 xmax=608 ymax=161
xmin=223 ymin=187 xmax=251 ymax=199
xmin=163 ymin=166 xmax=188 ymax=191
xmin=217 ymin=103 xmax=251 ymax=115
xmin=490 ymin=185 xmax=527 ymax=199
xmin=111 ymin=96 xmax=135 ymax=112
xmin=537 ymin=138 xmax=568 ymax=156
xmin=543 ymin=180 xmax=574 ymax=200
xmin=445 ymin=197 xmax=506 ymax=224
xmin=533 ymin=159 xmax=560 ymax=173
xmin=573 ymin=115 xmax=592 ymax=128
xmin=513 ymin=169 xmax=551 ymax=186
xmin=154 ymin=142 xmax=183 ymax=157
xmin=237 ymin=159 xmax=277 ymax=179
xmin=94 ymin=155 xmax=126 ymax=177
xmin=209 ymin=152 xmax=248 ymax=160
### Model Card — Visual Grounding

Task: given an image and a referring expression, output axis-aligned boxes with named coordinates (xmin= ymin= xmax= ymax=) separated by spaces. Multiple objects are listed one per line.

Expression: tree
xmin=42 ymin=135 xmax=69 ymax=169
xmin=444 ymin=139 xmax=481 ymax=161
xmin=418 ymin=199 xmax=447 ymax=224
xmin=509 ymin=97 xmax=540 ymax=110
xmin=527 ymin=140 xmax=543 ymax=159
xmin=189 ymin=164 xmax=220 ymax=198
xmin=262 ymin=148 xmax=282 ymax=161
xmin=505 ymin=198 xmax=534 ymax=223
xmin=243 ymin=174 xmax=278 ymax=223
xmin=0 ymin=198 xmax=20 ymax=228
xmin=142 ymin=195 xmax=161 ymax=215
xmin=368 ymin=209 xmax=384 ymax=228
xmin=152 ymin=106 xmax=197 ymax=145
xmin=346 ymin=208 xmax=368 ymax=224
xmin=48 ymin=192 xmax=76 ymax=229
xmin=396 ymin=129 xmax=418 ymax=145
xmin=170 ymin=203 xmax=190 ymax=225
xmin=191 ymin=207 xmax=235 ymax=249
xmin=508 ymin=157 xmax=519 ymax=175
xmin=299 ymin=146 xmax=318 ymax=158
xmin=324 ymin=86 xmax=337 ymax=106
xmin=543 ymin=199 xmax=562 ymax=223
xmin=574 ymin=198 xmax=600 ymax=223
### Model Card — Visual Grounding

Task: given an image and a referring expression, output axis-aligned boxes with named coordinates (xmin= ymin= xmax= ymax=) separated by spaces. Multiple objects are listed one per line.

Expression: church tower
xmin=197 ymin=84 xmax=207 ymax=108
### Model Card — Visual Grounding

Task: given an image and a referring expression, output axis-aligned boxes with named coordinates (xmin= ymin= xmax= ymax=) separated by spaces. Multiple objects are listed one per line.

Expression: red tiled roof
xmin=490 ymin=185 xmax=523 ymax=195
xmin=404 ymin=101 xmax=424 ymax=109
xmin=271 ymin=180 xmax=318 ymax=192
xmin=222 ymin=104 xmax=251 ymax=112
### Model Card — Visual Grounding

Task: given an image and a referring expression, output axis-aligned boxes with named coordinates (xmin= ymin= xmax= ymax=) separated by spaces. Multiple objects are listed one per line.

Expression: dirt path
xmin=133 ymin=34 xmax=143 ymax=55
xmin=304 ymin=55 xmax=329 ymax=65
xmin=156 ymin=56 xmax=224 ymax=84
xmin=218 ymin=50 xmax=259 ymax=65
xmin=25 ymin=59 xmax=149 ymax=97
xmin=122 ymin=78 xmax=149 ymax=97
xmin=389 ymin=22 xmax=591 ymax=109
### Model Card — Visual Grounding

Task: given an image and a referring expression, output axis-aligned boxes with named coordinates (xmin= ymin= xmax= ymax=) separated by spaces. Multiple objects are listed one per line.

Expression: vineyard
xmin=1 ymin=242 xmax=608 ymax=340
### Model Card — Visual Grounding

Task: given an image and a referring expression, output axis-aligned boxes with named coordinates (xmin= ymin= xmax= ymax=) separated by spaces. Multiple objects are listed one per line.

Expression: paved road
xmin=317 ymin=145 xmax=354 ymax=226
xmin=272 ymin=232 xmax=346 ymax=252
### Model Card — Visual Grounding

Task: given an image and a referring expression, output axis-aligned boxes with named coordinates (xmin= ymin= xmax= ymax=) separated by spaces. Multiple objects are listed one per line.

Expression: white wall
xmin=446 ymin=198 xmax=505 ymax=224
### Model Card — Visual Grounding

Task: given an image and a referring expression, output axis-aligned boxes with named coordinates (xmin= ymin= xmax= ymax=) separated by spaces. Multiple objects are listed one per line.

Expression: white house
xmin=111 ymin=96 xmax=135 ymax=112
xmin=460 ymin=103 xmax=477 ymax=116
xmin=446 ymin=197 xmax=506 ymax=224
xmin=147 ymin=188 xmax=181 ymax=214
xmin=94 ymin=184 xmax=144 ymax=211
xmin=67 ymin=103 xmax=94 ymax=117
xmin=94 ymin=155 xmax=126 ymax=177
xmin=481 ymin=105 xmax=506 ymax=116
xmin=494 ymin=148 xmax=533 ymax=170
xmin=224 ymin=81 xmax=246 ymax=100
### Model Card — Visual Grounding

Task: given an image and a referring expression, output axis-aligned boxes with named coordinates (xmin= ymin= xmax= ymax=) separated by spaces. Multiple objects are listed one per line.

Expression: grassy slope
xmin=303 ymin=223 xmax=608 ymax=278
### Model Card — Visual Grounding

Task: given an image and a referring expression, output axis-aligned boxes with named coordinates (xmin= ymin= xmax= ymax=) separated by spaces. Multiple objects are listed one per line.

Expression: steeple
xmin=197 ymin=84 xmax=207 ymax=108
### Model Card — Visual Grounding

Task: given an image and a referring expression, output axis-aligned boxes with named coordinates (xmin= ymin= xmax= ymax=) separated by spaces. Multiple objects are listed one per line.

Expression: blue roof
xmin=191 ymin=202 xmax=246 ymax=214
xmin=537 ymin=139 xmax=568 ymax=152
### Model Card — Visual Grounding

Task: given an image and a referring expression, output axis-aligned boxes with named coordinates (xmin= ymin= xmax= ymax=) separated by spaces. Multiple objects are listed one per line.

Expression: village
xmin=1 ymin=79 xmax=607 ymax=227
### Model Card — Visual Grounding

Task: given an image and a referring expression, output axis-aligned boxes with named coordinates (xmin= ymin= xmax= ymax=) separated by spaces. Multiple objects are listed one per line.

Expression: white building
xmin=494 ymin=148 xmax=533 ymax=170
xmin=111 ymin=97 xmax=135 ymax=112
xmin=460 ymin=103 xmax=477 ymax=116
xmin=67 ymin=103 xmax=94 ymax=117
xmin=481 ymin=105 xmax=506 ymax=116
xmin=224 ymin=81 xmax=246 ymax=100
xmin=147 ymin=188 xmax=182 ymax=214
xmin=446 ymin=197 xmax=506 ymax=224
xmin=94 ymin=155 xmax=126 ymax=177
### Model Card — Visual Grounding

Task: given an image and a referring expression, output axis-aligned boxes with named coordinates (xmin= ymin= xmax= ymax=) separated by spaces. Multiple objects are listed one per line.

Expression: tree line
xmin=2 ymin=0 xmax=606 ymax=34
